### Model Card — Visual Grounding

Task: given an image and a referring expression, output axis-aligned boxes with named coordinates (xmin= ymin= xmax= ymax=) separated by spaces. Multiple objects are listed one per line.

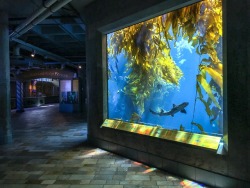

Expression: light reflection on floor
xmin=40 ymin=104 xmax=55 ymax=108
xmin=181 ymin=179 xmax=208 ymax=188
xmin=78 ymin=148 xmax=109 ymax=159
xmin=142 ymin=167 xmax=157 ymax=174
xmin=3 ymin=104 xmax=210 ymax=187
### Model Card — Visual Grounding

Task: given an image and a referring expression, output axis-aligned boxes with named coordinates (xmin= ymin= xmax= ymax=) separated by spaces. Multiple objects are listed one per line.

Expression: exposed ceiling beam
xmin=10 ymin=0 xmax=73 ymax=39
xmin=31 ymin=26 xmax=73 ymax=52
xmin=9 ymin=16 xmax=82 ymax=22
xmin=44 ymin=61 xmax=85 ymax=65
xmin=74 ymin=18 xmax=86 ymax=31
xmin=11 ymin=38 xmax=71 ymax=63
xmin=10 ymin=57 xmax=44 ymax=66
xmin=9 ymin=0 xmax=58 ymax=38
xmin=54 ymin=19 xmax=84 ymax=46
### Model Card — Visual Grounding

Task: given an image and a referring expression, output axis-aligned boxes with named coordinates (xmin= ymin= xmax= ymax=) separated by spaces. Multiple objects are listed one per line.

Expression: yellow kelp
xmin=196 ymin=0 xmax=223 ymax=112
xmin=108 ymin=0 xmax=223 ymax=116
xmin=196 ymin=82 xmax=213 ymax=117
xmin=197 ymin=75 xmax=221 ymax=109
xmin=202 ymin=66 xmax=223 ymax=95
xmin=109 ymin=19 xmax=183 ymax=114
xmin=191 ymin=121 xmax=205 ymax=134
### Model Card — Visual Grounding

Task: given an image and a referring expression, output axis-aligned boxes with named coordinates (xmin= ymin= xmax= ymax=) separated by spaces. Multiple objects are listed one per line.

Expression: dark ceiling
xmin=1 ymin=0 xmax=95 ymax=76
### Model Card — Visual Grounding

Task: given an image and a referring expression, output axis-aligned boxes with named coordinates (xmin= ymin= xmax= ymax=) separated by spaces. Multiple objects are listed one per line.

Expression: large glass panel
xmin=106 ymin=0 xmax=223 ymax=137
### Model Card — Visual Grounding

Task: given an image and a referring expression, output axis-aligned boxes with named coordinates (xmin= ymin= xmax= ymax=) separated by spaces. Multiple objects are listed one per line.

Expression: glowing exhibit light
xmin=60 ymin=80 xmax=71 ymax=92
xmin=101 ymin=119 xmax=221 ymax=150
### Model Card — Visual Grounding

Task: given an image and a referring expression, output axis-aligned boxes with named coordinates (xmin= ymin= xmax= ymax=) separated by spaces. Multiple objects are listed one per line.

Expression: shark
xmin=150 ymin=102 xmax=189 ymax=117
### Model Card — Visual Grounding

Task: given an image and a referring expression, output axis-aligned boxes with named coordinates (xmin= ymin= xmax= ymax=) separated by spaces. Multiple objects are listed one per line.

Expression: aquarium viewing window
xmin=102 ymin=0 xmax=223 ymax=150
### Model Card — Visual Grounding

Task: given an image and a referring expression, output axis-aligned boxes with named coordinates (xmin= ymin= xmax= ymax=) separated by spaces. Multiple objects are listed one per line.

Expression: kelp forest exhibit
xmin=102 ymin=0 xmax=223 ymax=150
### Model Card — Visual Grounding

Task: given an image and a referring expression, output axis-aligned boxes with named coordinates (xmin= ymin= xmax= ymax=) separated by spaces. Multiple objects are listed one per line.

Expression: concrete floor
xmin=0 ymin=104 xmax=208 ymax=188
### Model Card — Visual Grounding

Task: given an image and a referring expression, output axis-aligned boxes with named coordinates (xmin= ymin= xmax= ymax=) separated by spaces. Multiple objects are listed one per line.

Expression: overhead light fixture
xmin=31 ymin=50 xmax=35 ymax=57
xmin=78 ymin=65 xmax=82 ymax=69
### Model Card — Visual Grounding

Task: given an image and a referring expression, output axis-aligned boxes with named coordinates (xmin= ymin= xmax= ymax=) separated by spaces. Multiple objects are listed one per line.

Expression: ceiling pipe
xmin=9 ymin=0 xmax=75 ymax=69
xmin=10 ymin=0 xmax=73 ymax=39
xmin=13 ymin=45 xmax=21 ymax=57
xmin=11 ymin=38 xmax=78 ymax=70
xmin=9 ymin=0 xmax=58 ymax=38
xmin=12 ymin=38 xmax=70 ymax=62
xmin=44 ymin=61 xmax=85 ymax=65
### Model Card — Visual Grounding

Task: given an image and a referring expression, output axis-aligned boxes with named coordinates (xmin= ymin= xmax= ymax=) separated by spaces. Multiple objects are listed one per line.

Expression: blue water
xmin=107 ymin=34 xmax=223 ymax=136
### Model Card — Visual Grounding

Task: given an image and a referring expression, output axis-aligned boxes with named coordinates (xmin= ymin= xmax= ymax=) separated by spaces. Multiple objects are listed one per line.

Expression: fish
xmin=179 ymin=59 xmax=186 ymax=65
xmin=150 ymin=102 xmax=189 ymax=117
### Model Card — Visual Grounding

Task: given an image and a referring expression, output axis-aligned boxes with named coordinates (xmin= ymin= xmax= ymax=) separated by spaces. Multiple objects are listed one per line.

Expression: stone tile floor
xmin=0 ymin=104 xmax=208 ymax=188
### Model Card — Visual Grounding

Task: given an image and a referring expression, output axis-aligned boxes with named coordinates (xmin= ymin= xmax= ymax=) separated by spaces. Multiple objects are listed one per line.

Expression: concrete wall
xmin=81 ymin=0 xmax=250 ymax=187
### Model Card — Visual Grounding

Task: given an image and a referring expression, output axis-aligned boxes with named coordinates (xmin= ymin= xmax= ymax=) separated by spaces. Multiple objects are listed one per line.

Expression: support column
xmin=16 ymin=80 xmax=24 ymax=112
xmin=0 ymin=11 xmax=12 ymax=144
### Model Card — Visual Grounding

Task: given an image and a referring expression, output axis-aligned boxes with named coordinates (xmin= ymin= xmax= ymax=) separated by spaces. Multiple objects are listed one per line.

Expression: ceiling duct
xmin=12 ymin=38 xmax=77 ymax=69
xmin=13 ymin=45 xmax=20 ymax=56
xmin=10 ymin=0 xmax=72 ymax=39
xmin=11 ymin=45 xmax=24 ymax=60
xmin=12 ymin=38 xmax=70 ymax=62
xmin=9 ymin=0 xmax=58 ymax=38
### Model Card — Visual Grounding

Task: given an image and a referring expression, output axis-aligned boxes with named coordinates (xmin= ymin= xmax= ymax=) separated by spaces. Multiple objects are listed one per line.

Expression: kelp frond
xmin=108 ymin=0 xmax=223 ymax=115
xmin=109 ymin=19 xmax=183 ymax=114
